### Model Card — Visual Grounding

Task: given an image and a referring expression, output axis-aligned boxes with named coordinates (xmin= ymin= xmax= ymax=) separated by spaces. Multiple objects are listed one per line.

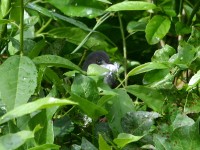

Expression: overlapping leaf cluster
xmin=0 ymin=0 xmax=199 ymax=149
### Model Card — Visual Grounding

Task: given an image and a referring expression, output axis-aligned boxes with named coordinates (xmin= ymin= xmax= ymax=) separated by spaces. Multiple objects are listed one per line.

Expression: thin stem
xmin=187 ymin=0 xmax=200 ymax=26
xmin=36 ymin=18 xmax=52 ymax=35
xmin=177 ymin=0 xmax=183 ymax=41
xmin=71 ymin=12 xmax=111 ymax=54
xmin=78 ymin=49 xmax=87 ymax=67
xmin=183 ymin=92 xmax=189 ymax=113
xmin=118 ymin=12 xmax=127 ymax=86
xmin=20 ymin=0 xmax=24 ymax=55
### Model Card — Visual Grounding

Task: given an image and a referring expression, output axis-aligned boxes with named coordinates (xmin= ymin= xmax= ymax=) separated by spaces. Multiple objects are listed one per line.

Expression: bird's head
xmin=82 ymin=51 xmax=119 ymax=88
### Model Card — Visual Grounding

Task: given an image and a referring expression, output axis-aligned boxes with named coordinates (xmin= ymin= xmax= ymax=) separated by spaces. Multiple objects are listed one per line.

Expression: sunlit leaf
xmin=146 ymin=15 xmax=171 ymax=45
xmin=113 ymin=133 xmax=143 ymax=148
xmin=106 ymin=1 xmax=156 ymax=11
xmin=0 ymin=97 xmax=77 ymax=125
xmin=97 ymin=0 xmax=112 ymax=4
xmin=26 ymin=3 xmax=90 ymax=31
xmin=152 ymin=44 xmax=176 ymax=63
xmin=87 ymin=64 xmax=109 ymax=76
xmin=187 ymin=70 xmax=200 ymax=90
xmin=99 ymin=134 xmax=112 ymax=150
xmin=169 ymin=41 xmax=196 ymax=68
xmin=127 ymin=62 xmax=169 ymax=77
xmin=0 ymin=56 xmax=37 ymax=111
xmin=1 ymin=0 xmax=10 ymax=17
xmin=45 ymin=0 xmax=104 ymax=18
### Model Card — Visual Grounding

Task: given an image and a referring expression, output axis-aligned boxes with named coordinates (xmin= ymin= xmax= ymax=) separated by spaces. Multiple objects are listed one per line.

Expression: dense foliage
xmin=0 ymin=0 xmax=200 ymax=149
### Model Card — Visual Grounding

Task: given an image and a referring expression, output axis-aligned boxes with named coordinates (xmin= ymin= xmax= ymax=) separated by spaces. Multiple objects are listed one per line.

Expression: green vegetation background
xmin=0 ymin=0 xmax=200 ymax=149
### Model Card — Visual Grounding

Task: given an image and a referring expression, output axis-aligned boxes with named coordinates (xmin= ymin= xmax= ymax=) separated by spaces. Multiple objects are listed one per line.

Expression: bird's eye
xmin=96 ymin=59 xmax=102 ymax=65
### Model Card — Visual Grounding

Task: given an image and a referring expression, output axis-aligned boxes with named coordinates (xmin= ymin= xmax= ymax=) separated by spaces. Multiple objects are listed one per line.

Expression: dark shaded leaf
xmin=70 ymin=94 xmax=108 ymax=119
xmin=46 ymin=27 xmax=115 ymax=50
xmin=81 ymin=137 xmax=98 ymax=150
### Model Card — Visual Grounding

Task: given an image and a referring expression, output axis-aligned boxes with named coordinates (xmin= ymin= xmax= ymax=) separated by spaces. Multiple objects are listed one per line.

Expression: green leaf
xmin=28 ymin=144 xmax=60 ymax=150
xmin=127 ymin=62 xmax=169 ymax=77
xmin=187 ymin=70 xmax=200 ymax=90
xmin=175 ymin=22 xmax=191 ymax=35
xmin=32 ymin=55 xmax=82 ymax=72
xmin=145 ymin=15 xmax=171 ymax=45
xmin=143 ymin=69 xmax=170 ymax=85
xmin=45 ymin=0 xmax=105 ymax=18
xmin=105 ymin=89 xmax=135 ymax=136
xmin=172 ymin=114 xmax=195 ymax=131
xmin=187 ymin=27 xmax=200 ymax=47
xmin=70 ymin=94 xmax=108 ymax=119
xmin=29 ymin=108 xmax=58 ymax=144
xmin=0 ymin=131 xmax=34 ymax=150
xmin=46 ymin=27 xmax=115 ymax=50
xmin=126 ymin=85 xmax=165 ymax=113
xmin=0 ymin=97 xmax=77 ymax=125
xmin=28 ymin=39 xmax=47 ymax=59
xmin=0 ymin=56 xmax=37 ymax=111
xmin=26 ymin=3 xmax=90 ymax=31
xmin=81 ymin=137 xmax=98 ymax=150
xmin=1 ymin=0 xmax=10 ymax=17
xmin=153 ymin=134 xmax=172 ymax=150
xmin=53 ymin=115 xmax=74 ymax=137
xmin=184 ymin=93 xmax=200 ymax=114
xmin=71 ymin=74 xmax=100 ymax=103
xmin=122 ymin=111 xmax=160 ymax=135
xmin=113 ymin=133 xmax=143 ymax=148
xmin=169 ymin=41 xmax=196 ymax=68
xmin=152 ymin=44 xmax=176 ymax=63
xmin=106 ymin=1 xmax=156 ymax=11
xmin=87 ymin=64 xmax=109 ymax=76
xmin=97 ymin=0 xmax=112 ymax=4
xmin=127 ymin=21 xmax=146 ymax=33
xmin=171 ymin=118 xmax=200 ymax=150
xmin=99 ymin=134 xmax=112 ymax=150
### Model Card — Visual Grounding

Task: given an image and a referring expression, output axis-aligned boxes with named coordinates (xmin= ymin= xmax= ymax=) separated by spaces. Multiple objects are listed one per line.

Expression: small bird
xmin=82 ymin=51 xmax=119 ymax=88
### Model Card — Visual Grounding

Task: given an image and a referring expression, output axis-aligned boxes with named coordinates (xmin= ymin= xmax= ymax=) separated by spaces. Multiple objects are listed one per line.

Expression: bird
xmin=82 ymin=50 xmax=118 ymax=88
